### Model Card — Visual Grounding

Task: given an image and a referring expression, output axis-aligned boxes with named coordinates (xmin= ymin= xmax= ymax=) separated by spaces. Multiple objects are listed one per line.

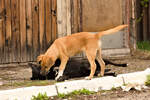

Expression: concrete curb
xmin=0 ymin=85 xmax=57 ymax=100
xmin=0 ymin=68 xmax=150 ymax=100
xmin=118 ymin=68 xmax=150 ymax=85
xmin=55 ymin=76 xmax=123 ymax=94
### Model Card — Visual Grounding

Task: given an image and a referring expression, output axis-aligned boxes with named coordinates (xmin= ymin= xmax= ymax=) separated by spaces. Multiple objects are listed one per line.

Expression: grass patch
xmin=31 ymin=92 xmax=49 ymax=100
xmin=72 ymin=88 xmax=95 ymax=95
xmin=57 ymin=93 xmax=67 ymax=98
xmin=57 ymin=88 xmax=95 ymax=98
xmin=137 ymin=41 xmax=150 ymax=51
xmin=57 ymin=88 xmax=122 ymax=99
xmin=145 ymin=75 xmax=150 ymax=86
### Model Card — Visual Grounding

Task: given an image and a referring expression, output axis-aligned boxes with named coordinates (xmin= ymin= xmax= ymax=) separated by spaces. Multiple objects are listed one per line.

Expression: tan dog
xmin=37 ymin=25 xmax=128 ymax=80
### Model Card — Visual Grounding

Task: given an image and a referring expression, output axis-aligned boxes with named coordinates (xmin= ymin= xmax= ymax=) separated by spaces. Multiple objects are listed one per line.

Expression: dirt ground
xmin=0 ymin=50 xmax=150 ymax=99
xmin=54 ymin=88 xmax=150 ymax=100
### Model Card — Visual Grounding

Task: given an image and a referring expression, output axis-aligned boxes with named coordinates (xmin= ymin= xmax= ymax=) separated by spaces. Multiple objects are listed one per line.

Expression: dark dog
xmin=29 ymin=58 xmax=127 ymax=81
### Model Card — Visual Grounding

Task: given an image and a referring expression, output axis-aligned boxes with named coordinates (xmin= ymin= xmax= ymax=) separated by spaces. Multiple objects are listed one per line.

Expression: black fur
xmin=29 ymin=58 xmax=127 ymax=81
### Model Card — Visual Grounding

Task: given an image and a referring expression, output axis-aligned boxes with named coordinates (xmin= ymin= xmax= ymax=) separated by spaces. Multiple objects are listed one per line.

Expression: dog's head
xmin=37 ymin=54 xmax=55 ymax=76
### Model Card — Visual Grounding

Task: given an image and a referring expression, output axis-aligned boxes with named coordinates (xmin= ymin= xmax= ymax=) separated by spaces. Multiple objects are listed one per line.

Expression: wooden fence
xmin=141 ymin=6 xmax=150 ymax=41
xmin=0 ymin=0 xmax=57 ymax=64
xmin=136 ymin=1 xmax=150 ymax=41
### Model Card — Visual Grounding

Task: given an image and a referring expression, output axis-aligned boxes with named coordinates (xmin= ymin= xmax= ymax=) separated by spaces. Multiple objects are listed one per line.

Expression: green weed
xmin=145 ymin=75 xmax=150 ymax=86
xmin=31 ymin=92 xmax=49 ymax=100
xmin=137 ymin=41 xmax=150 ymax=51
xmin=57 ymin=88 xmax=95 ymax=98
xmin=57 ymin=93 xmax=67 ymax=98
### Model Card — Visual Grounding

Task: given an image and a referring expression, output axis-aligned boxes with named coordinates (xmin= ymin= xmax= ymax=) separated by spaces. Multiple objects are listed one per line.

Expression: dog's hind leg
xmin=96 ymin=48 xmax=105 ymax=77
xmin=55 ymin=56 xmax=69 ymax=80
xmin=85 ymin=49 xmax=97 ymax=80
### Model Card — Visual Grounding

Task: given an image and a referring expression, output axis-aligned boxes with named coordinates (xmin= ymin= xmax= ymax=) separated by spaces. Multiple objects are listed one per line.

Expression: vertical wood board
xmin=57 ymin=0 xmax=71 ymax=38
xmin=39 ymin=0 xmax=45 ymax=53
xmin=5 ymin=0 xmax=12 ymax=63
xmin=52 ymin=0 xmax=57 ymax=41
xmin=0 ymin=20 xmax=4 ymax=63
xmin=26 ymin=0 xmax=33 ymax=61
xmin=32 ymin=0 xmax=40 ymax=61
xmin=11 ymin=0 xmax=21 ymax=62
xmin=70 ymin=0 xmax=80 ymax=33
xmin=20 ymin=0 xmax=27 ymax=62
xmin=45 ymin=0 xmax=52 ymax=48
xmin=0 ymin=0 xmax=5 ymax=63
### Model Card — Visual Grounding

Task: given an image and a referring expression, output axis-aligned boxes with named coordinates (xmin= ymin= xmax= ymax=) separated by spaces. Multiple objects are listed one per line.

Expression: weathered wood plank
xmin=26 ymin=0 xmax=33 ymax=62
xmin=66 ymin=0 xmax=71 ymax=35
xmin=0 ymin=0 xmax=5 ymax=63
xmin=45 ymin=0 xmax=52 ymax=48
xmin=143 ymin=8 xmax=148 ymax=40
xmin=11 ymin=0 xmax=21 ymax=63
xmin=0 ymin=20 xmax=4 ymax=48
xmin=5 ymin=0 xmax=12 ymax=63
xmin=78 ymin=0 xmax=82 ymax=32
xmin=71 ymin=0 xmax=80 ymax=33
xmin=0 ymin=19 xmax=4 ymax=63
xmin=0 ymin=20 xmax=3 ymax=48
xmin=20 ymin=0 xmax=27 ymax=62
xmin=39 ymin=0 xmax=45 ymax=54
xmin=131 ymin=0 xmax=136 ymax=49
xmin=52 ymin=0 xmax=57 ymax=41
xmin=32 ymin=0 xmax=40 ymax=61
xmin=62 ymin=0 xmax=66 ymax=36
xmin=57 ymin=0 xmax=63 ymax=38
xmin=57 ymin=0 xmax=71 ymax=37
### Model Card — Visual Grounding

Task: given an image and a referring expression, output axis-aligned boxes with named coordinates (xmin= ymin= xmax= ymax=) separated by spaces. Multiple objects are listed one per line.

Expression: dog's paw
xmin=55 ymin=75 xmax=62 ymax=81
xmin=56 ymin=76 xmax=64 ymax=82
xmin=97 ymin=74 xmax=102 ymax=77
xmin=55 ymin=76 xmax=59 ymax=81
xmin=98 ymin=73 xmax=104 ymax=77
xmin=56 ymin=76 xmax=69 ymax=82
xmin=85 ymin=76 xmax=92 ymax=80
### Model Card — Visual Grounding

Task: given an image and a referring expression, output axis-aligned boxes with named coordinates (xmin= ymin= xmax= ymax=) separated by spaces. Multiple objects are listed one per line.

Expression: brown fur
xmin=37 ymin=25 xmax=128 ymax=80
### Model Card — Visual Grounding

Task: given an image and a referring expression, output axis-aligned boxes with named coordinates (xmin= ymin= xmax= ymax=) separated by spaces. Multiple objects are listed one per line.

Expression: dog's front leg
xmin=55 ymin=57 xmax=68 ymax=80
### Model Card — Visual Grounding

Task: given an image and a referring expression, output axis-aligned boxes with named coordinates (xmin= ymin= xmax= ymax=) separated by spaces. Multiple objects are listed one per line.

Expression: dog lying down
xmin=29 ymin=58 xmax=127 ymax=81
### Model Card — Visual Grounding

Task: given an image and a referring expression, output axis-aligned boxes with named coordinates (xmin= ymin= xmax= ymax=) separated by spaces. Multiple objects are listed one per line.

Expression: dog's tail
xmin=96 ymin=25 xmax=128 ymax=38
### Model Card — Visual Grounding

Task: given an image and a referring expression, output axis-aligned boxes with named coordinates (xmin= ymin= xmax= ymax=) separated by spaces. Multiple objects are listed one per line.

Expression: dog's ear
xmin=37 ymin=54 xmax=44 ymax=64
xmin=47 ymin=57 xmax=54 ymax=66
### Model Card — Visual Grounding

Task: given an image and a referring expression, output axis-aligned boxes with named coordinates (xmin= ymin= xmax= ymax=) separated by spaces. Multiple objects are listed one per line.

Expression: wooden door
xmin=0 ymin=0 xmax=57 ymax=64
